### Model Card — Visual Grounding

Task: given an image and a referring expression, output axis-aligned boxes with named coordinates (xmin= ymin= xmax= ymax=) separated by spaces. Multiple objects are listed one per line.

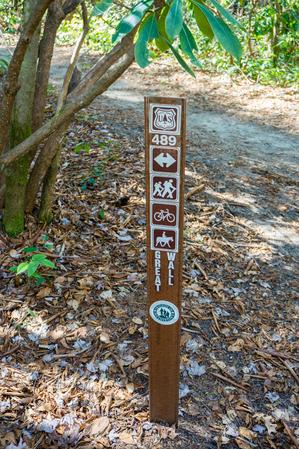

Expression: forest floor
xmin=0 ymin=47 xmax=298 ymax=449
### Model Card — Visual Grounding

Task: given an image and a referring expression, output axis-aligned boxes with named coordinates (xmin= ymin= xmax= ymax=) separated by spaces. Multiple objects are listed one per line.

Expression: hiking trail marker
xmin=145 ymin=97 xmax=186 ymax=425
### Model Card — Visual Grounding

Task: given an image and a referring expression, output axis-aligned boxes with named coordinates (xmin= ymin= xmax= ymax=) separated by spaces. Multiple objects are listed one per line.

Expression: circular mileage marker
xmin=149 ymin=300 xmax=179 ymax=326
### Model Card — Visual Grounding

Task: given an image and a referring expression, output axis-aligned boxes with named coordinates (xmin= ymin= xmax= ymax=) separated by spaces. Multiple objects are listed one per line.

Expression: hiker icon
xmin=158 ymin=307 xmax=170 ymax=319
xmin=153 ymin=179 xmax=176 ymax=199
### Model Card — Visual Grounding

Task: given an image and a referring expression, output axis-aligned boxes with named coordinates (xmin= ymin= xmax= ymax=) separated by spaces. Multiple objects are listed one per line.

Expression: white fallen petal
xmin=187 ymin=361 xmax=206 ymax=377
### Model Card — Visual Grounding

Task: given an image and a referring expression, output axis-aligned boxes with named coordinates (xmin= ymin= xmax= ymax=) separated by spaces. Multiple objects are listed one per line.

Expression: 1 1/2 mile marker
xmin=145 ymin=97 xmax=186 ymax=425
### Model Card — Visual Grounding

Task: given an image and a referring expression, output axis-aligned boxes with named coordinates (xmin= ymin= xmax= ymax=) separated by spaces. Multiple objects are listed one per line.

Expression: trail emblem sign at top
xmin=150 ymin=105 xmax=181 ymax=134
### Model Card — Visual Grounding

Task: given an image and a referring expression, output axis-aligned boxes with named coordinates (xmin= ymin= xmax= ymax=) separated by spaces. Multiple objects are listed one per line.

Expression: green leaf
xmin=192 ymin=4 xmax=214 ymax=39
xmin=179 ymin=23 xmax=202 ymax=67
xmin=40 ymin=259 xmax=56 ymax=269
xmin=16 ymin=262 xmax=29 ymax=275
xmin=43 ymin=242 xmax=54 ymax=250
xmin=0 ymin=57 xmax=9 ymax=69
xmin=208 ymin=0 xmax=242 ymax=29
xmin=155 ymin=6 xmax=170 ymax=52
xmin=112 ymin=0 xmax=153 ymax=43
xmin=99 ymin=209 xmax=105 ymax=220
xmin=92 ymin=0 xmax=113 ymax=16
xmin=31 ymin=254 xmax=47 ymax=262
xmin=0 ymin=57 xmax=9 ymax=74
xmin=165 ymin=0 xmax=183 ymax=40
xmin=166 ymin=39 xmax=196 ymax=77
xmin=9 ymin=266 xmax=17 ymax=273
xmin=73 ymin=142 xmax=91 ymax=154
xmin=22 ymin=246 xmax=38 ymax=253
xmin=27 ymin=262 xmax=40 ymax=277
xmin=134 ymin=13 xmax=159 ymax=67
xmin=27 ymin=309 xmax=38 ymax=317
xmin=193 ymin=1 xmax=242 ymax=60
xmin=32 ymin=273 xmax=46 ymax=285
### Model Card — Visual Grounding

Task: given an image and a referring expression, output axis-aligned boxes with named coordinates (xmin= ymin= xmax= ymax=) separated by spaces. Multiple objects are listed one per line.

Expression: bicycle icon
xmin=154 ymin=208 xmax=176 ymax=224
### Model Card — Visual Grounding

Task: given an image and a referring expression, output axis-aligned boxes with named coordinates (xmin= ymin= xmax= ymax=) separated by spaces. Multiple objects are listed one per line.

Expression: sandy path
xmin=1 ymin=45 xmax=298 ymax=254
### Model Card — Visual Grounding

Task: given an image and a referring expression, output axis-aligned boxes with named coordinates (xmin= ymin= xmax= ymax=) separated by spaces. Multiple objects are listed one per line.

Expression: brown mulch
xmin=0 ymin=88 xmax=298 ymax=449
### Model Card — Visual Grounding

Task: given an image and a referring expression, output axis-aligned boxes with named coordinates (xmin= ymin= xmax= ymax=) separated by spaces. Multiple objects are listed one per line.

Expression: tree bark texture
xmin=25 ymin=120 xmax=70 ymax=212
xmin=32 ymin=1 xmax=65 ymax=131
xmin=39 ymin=147 xmax=61 ymax=223
xmin=3 ymin=0 xmax=41 ymax=236
xmin=32 ymin=0 xmax=80 ymax=130
xmin=34 ymin=45 xmax=134 ymax=219
xmin=26 ymin=2 xmax=87 ymax=213
xmin=0 ymin=0 xmax=55 ymax=155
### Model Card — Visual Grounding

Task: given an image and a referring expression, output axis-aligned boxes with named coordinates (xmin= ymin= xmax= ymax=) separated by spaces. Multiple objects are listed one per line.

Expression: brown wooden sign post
xmin=145 ymin=97 xmax=186 ymax=425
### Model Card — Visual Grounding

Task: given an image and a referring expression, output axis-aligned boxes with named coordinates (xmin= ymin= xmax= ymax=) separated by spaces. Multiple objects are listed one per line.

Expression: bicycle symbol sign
xmin=152 ymin=203 xmax=178 ymax=227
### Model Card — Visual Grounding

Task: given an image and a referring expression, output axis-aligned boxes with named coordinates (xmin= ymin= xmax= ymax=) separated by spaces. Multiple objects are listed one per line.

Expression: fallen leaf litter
xmin=0 ymin=67 xmax=298 ymax=449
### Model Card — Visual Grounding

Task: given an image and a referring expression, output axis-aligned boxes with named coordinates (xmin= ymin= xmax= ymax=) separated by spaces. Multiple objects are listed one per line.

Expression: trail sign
xmin=145 ymin=97 xmax=186 ymax=425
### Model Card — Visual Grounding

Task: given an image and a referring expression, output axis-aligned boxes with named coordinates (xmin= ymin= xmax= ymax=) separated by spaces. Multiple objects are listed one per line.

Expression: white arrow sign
xmin=154 ymin=152 xmax=176 ymax=168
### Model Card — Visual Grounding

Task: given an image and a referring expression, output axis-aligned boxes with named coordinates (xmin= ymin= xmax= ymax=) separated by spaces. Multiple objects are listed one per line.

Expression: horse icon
xmin=156 ymin=231 xmax=174 ymax=248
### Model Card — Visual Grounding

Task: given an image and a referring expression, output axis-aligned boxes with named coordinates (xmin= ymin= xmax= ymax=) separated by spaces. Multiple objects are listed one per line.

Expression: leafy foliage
xmin=55 ymin=0 xmax=297 ymax=85
xmin=134 ymin=12 xmax=159 ymax=67
xmin=192 ymin=1 xmax=242 ymax=61
xmin=92 ymin=0 xmax=114 ymax=16
xmin=2 ymin=0 xmax=297 ymax=85
xmin=165 ymin=0 xmax=184 ymax=40
xmin=112 ymin=0 xmax=154 ymax=43
xmin=0 ymin=56 xmax=10 ymax=75
xmin=10 ymin=251 xmax=56 ymax=285
xmin=86 ymin=0 xmax=242 ymax=75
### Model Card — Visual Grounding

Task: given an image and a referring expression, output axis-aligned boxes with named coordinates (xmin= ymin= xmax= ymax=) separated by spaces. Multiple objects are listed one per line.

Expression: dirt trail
xmin=1 ymin=46 xmax=298 ymax=254
xmin=49 ymin=48 xmax=299 ymax=256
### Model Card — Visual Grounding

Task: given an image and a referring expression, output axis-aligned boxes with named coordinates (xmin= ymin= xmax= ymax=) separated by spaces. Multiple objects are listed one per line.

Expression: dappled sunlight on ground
xmin=0 ymin=49 xmax=298 ymax=449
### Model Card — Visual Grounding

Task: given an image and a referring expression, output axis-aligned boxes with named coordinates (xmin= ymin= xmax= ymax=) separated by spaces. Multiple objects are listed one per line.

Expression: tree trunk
xmin=0 ymin=0 xmax=54 ymax=156
xmin=26 ymin=2 xmax=88 ymax=213
xmin=25 ymin=121 xmax=70 ymax=212
xmin=32 ymin=0 xmax=65 ymax=131
xmin=3 ymin=0 xmax=40 ymax=236
xmin=1 ymin=37 xmax=135 ymax=167
xmin=37 ymin=46 xmax=135 ymax=221
xmin=39 ymin=146 xmax=61 ymax=224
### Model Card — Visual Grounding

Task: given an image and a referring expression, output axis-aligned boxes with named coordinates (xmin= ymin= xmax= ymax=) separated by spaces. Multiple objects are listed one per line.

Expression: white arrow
xmin=154 ymin=152 xmax=176 ymax=168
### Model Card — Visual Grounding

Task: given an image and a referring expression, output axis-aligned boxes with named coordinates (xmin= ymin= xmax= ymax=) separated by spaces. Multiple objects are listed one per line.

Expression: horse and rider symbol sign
xmin=151 ymin=228 xmax=177 ymax=252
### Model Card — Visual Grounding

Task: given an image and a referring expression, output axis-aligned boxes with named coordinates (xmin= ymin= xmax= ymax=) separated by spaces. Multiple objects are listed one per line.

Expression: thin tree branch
xmin=32 ymin=0 xmax=83 ymax=130
xmin=63 ymin=0 xmax=83 ymax=15
xmin=0 ymin=33 xmax=135 ymax=167
xmin=57 ymin=1 xmax=89 ymax=111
